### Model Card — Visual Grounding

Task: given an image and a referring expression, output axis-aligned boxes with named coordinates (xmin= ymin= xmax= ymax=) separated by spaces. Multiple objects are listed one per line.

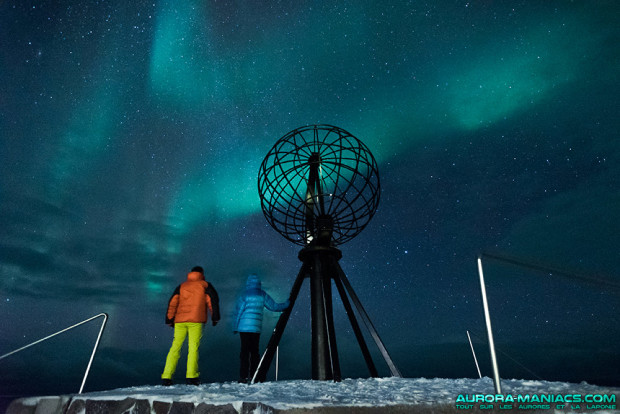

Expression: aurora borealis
xmin=1 ymin=0 xmax=619 ymax=405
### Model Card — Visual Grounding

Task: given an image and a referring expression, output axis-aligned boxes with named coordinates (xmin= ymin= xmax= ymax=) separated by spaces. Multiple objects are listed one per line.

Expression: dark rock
xmin=65 ymin=398 xmax=85 ymax=414
xmin=5 ymin=399 xmax=36 ymax=414
xmin=168 ymin=401 xmax=196 ymax=414
xmin=68 ymin=397 xmax=152 ymax=414
xmin=153 ymin=400 xmax=172 ymax=414
xmin=240 ymin=402 xmax=279 ymax=414
xmin=194 ymin=403 xmax=239 ymax=414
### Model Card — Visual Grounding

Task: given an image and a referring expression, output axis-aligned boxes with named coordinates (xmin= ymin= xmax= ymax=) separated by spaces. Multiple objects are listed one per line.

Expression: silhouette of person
xmin=161 ymin=266 xmax=220 ymax=386
xmin=233 ymin=274 xmax=289 ymax=383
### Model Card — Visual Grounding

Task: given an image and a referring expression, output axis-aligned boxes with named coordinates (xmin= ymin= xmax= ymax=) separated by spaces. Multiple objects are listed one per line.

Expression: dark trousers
xmin=239 ymin=332 xmax=260 ymax=381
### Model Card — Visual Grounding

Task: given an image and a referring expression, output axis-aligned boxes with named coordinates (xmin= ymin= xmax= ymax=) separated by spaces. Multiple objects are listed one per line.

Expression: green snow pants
xmin=162 ymin=322 xmax=203 ymax=380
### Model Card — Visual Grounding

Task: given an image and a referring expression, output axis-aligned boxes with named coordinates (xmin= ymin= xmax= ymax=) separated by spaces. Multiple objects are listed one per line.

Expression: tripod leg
xmin=333 ymin=274 xmax=378 ymax=377
xmin=311 ymin=254 xmax=332 ymax=380
xmin=322 ymin=260 xmax=341 ymax=381
xmin=252 ymin=263 xmax=308 ymax=383
xmin=335 ymin=264 xmax=402 ymax=377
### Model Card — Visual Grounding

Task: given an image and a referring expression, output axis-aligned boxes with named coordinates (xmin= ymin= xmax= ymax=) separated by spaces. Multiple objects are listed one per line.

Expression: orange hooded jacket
xmin=165 ymin=271 xmax=220 ymax=324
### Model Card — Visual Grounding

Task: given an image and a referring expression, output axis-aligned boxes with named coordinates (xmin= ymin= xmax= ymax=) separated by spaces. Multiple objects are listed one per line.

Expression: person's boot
xmin=162 ymin=378 xmax=173 ymax=386
xmin=186 ymin=377 xmax=200 ymax=386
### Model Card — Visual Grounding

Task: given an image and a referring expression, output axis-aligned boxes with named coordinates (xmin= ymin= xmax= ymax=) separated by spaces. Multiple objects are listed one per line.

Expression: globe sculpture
xmin=258 ymin=124 xmax=380 ymax=246
xmin=254 ymin=125 xmax=401 ymax=382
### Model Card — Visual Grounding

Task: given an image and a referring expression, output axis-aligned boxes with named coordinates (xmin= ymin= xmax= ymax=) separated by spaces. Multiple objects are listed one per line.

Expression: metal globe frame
xmin=253 ymin=125 xmax=401 ymax=382
xmin=258 ymin=124 xmax=380 ymax=246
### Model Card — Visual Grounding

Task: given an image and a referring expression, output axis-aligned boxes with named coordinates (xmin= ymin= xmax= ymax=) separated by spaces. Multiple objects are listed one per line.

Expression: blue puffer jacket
xmin=233 ymin=274 xmax=289 ymax=333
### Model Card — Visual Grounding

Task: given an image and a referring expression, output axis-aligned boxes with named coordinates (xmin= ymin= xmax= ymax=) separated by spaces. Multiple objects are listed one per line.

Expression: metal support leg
xmin=253 ymin=264 xmax=308 ymax=383
xmin=254 ymin=245 xmax=401 ymax=382
xmin=333 ymin=273 xmax=379 ymax=377
xmin=336 ymin=265 xmax=402 ymax=377
xmin=311 ymin=254 xmax=331 ymax=380
xmin=322 ymin=259 xmax=341 ymax=381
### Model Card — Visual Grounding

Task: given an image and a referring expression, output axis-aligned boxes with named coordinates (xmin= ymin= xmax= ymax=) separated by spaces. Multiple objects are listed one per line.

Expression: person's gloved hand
xmin=212 ymin=320 xmax=219 ymax=327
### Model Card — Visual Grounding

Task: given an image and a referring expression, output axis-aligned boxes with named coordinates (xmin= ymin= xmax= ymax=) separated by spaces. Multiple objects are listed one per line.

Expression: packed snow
xmin=48 ymin=377 xmax=619 ymax=410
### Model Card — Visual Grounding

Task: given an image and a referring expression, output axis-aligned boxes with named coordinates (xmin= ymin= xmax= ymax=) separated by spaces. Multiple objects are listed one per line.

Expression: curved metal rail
xmin=0 ymin=313 xmax=109 ymax=394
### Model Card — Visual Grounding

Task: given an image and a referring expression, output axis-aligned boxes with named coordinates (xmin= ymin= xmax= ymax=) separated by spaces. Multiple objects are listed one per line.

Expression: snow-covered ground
xmin=57 ymin=377 xmax=619 ymax=411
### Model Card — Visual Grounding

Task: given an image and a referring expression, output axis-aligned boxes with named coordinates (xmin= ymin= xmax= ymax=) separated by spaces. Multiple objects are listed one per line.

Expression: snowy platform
xmin=6 ymin=377 xmax=620 ymax=413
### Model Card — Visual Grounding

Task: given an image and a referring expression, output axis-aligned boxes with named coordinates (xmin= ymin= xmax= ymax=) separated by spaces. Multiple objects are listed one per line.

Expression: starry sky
xmin=1 ymin=0 xmax=619 ymax=404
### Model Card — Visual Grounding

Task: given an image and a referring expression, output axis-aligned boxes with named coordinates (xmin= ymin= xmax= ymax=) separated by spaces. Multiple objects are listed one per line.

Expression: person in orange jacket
xmin=161 ymin=266 xmax=220 ymax=386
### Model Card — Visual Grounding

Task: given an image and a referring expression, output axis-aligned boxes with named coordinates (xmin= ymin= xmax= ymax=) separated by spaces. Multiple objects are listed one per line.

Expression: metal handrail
xmin=477 ymin=258 xmax=502 ymax=394
xmin=0 ymin=313 xmax=109 ymax=394
xmin=466 ymin=330 xmax=482 ymax=379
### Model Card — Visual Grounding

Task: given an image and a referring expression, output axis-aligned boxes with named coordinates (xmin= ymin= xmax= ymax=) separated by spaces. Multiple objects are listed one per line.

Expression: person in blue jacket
xmin=233 ymin=274 xmax=289 ymax=383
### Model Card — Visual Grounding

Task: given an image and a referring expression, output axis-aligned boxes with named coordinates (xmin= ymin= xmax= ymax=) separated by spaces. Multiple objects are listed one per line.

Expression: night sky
xmin=1 ymin=0 xmax=619 ymax=405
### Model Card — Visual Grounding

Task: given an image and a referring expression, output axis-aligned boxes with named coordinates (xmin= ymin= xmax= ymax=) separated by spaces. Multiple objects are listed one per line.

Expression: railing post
xmin=0 ymin=313 xmax=109 ymax=394
xmin=79 ymin=313 xmax=108 ymax=393
xmin=477 ymin=257 xmax=502 ymax=394
xmin=467 ymin=330 xmax=482 ymax=379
